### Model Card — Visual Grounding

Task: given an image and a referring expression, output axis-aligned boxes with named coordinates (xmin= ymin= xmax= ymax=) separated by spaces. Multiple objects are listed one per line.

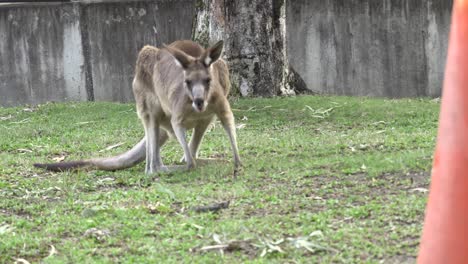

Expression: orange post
xmin=418 ymin=0 xmax=468 ymax=263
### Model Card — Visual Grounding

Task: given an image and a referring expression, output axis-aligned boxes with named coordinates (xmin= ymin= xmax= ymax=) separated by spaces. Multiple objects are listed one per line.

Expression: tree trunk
xmin=192 ymin=0 xmax=306 ymax=97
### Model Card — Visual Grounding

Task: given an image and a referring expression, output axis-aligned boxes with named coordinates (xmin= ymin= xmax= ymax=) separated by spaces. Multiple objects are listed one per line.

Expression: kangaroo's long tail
xmin=33 ymin=138 xmax=146 ymax=172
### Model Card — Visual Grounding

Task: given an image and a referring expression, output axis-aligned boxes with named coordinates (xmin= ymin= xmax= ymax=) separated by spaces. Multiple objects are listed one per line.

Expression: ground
xmin=0 ymin=95 xmax=439 ymax=263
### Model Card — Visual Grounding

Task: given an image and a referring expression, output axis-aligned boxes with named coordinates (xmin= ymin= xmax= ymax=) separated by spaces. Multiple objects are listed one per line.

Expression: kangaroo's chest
xmin=159 ymin=108 xmax=215 ymax=134
xmin=183 ymin=111 xmax=215 ymax=128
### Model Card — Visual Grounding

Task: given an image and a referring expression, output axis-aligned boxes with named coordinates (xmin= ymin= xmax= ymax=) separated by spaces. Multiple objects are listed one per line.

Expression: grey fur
xmin=34 ymin=40 xmax=241 ymax=174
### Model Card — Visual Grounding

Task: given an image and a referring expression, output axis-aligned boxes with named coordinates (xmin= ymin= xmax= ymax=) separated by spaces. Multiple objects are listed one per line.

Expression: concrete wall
xmin=0 ymin=0 xmax=453 ymax=106
xmin=0 ymin=0 xmax=195 ymax=106
xmin=84 ymin=1 xmax=195 ymax=102
xmin=287 ymin=0 xmax=453 ymax=97
xmin=0 ymin=3 xmax=87 ymax=106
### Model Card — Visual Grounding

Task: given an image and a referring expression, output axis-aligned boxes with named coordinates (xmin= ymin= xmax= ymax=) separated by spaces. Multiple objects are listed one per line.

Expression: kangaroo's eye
xmin=185 ymin=80 xmax=192 ymax=86
xmin=204 ymin=79 xmax=211 ymax=90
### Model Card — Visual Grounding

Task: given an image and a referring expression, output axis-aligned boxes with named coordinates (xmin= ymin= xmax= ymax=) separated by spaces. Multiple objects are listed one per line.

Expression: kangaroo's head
xmin=164 ymin=41 xmax=224 ymax=112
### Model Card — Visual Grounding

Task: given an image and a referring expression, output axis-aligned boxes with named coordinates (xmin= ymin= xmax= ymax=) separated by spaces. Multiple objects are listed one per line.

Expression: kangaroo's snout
xmin=194 ymin=98 xmax=204 ymax=109
xmin=193 ymin=98 xmax=205 ymax=112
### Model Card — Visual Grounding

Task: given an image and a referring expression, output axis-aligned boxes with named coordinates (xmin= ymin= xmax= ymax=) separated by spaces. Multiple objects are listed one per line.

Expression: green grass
xmin=0 ymin=95 xmax=439 ymax=263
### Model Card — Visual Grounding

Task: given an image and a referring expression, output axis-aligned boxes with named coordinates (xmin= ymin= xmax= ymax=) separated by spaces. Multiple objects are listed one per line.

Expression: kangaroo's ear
xmin=164 ymin=45 xmax=192 ymax=69
xmin=201 ymin=40 xmax=224 ymax=67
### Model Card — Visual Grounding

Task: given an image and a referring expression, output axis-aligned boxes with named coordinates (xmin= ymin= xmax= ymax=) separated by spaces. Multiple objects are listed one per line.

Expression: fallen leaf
xmin=288 ymin=232 xmax=337 ymax=253
xmin=16 ymin=148 xmax=33 ymax=153
xmin=47 ymin=245 xmax=58 ymax=258
xmin=14 ymin=259 xmax=30 ymax=264
xmin=309 ymin=230 xmax=324 ymax=237
xmin=191 ymin=223 xmax=204 ymax=230
xmin=0 ymin=115 xmax=12 ymax=121
xmin=266 ymin=243 xmax=284 ymax=253
xmin=200 ymin=244 xmax=229 ymax=251
xmin=372 ymin=121 xmax=387 ymax=126
xmin=99 ymin=142 xmax=124 ymax=152
xmin=411 ymin=187 xmax=428 ymax=193
xmin=52 ymin=156 xmax=66 ymax=162
xmin=0 ymin=224 xmax=14 ymax=234
xmin=147 ymin=201 xmax=172 ymax=214
xmin=196 ymin=239 xmax=255 ymax=255
xmin=213 ymin=233 xmax=223 ymax=244
xmin=97 ymin=177 xmax=115 ymax=185
xmin=236 ymin=123 xmax=246 ymax=129
xmin=358 ymin=144 xmax=368 ymax=150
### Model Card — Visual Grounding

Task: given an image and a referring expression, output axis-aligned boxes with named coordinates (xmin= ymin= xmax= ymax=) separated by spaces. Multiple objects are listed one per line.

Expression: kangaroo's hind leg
xmin=140 ymin=113 xmax=166 ymax=174
xmin=134 ymin=77 xmax=169 ymax=174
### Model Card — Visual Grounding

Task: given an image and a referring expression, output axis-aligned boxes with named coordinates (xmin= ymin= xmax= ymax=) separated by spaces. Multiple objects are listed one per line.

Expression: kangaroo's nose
xmin=194 ymin=98 xmax=204 ymax=110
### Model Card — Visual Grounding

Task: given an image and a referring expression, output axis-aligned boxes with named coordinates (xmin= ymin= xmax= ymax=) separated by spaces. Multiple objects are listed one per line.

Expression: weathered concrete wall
xmin=84 ymin=1 xmax=195 ymax=102
xmin=0 ymin=0 xmax=195 ymax=106
xmin=0 ymin=0 xmax=453 ymax=106
xmin=0 ymin=3 xmax=87 ymax=106
xmin=287 ymin=0 xmax=452 ymax=97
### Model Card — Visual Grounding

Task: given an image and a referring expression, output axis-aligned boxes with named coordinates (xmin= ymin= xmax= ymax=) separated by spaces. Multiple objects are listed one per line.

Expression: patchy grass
xmin=0 ymin=96 xmax=439 ymax=263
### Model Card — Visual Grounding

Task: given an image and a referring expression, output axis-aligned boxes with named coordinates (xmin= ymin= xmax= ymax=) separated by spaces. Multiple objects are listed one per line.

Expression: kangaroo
xmin=34 ymin=40 xmax=241 ymax=174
